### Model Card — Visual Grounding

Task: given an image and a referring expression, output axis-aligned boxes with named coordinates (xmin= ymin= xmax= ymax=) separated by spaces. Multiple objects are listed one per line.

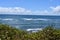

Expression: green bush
xmin=0 ymin=24 xmax=60 ymax=40
xmin=0 ymin=24 xmax=27 ymax=40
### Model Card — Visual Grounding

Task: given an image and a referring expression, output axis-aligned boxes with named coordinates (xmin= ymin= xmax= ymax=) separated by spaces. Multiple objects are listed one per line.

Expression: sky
xmin=0 ymin=0 xmax=60 ymax=15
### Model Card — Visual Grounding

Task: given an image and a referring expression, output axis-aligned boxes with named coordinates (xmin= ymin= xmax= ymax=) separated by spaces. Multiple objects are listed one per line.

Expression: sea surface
xmin=0 ymin=14 xmax=60 ymax=31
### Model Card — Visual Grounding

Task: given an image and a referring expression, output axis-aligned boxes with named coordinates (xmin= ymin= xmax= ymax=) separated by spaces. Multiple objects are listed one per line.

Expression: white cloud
xmin=32 ymin=5 xmax=60 ymax=15
xmin=50 ymin=6 xmax=60 ymax=13
xmin=0 ymin=7 xmax=31 ymax=13
xmin=32 ymin=10 xmax=48 ymax=15
xmin=0 ymin=6 xmax=60 ymax=15
xmin=0 ymin=7 xmax=48 ymax=14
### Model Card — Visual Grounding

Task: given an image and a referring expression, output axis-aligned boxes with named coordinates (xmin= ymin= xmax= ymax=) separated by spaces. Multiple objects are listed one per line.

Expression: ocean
xmin=0 ymin=14 xmax=60 ymax=32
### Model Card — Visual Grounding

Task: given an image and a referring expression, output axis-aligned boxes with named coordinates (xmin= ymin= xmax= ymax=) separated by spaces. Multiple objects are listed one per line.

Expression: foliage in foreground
xmin=0 ymin=24 xmax=27 ymax=40
xmin=0 ymin=24 xmax=60 ymax=40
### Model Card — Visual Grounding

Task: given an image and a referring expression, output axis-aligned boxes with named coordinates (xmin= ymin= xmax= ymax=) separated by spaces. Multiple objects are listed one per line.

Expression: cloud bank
xmin=0 ymin=5 xmax=60 ymax=15
xmin=50 ymin=6 xmax=60 ymax=13
xmin=0 ymin=7 xmax=31 ymax=13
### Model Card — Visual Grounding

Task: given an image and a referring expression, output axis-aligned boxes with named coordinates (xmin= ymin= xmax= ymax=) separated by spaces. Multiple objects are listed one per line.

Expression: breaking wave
xmin=0 ymin=18 xmax=14 ymax=21
xmin=26 ymin=28 xmax=42 ymax=32
xmin=23 ymin=18 xmax=49 ymax=21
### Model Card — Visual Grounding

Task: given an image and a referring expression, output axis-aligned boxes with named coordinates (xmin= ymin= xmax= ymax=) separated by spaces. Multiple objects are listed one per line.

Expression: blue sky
xmin=0 ymin=0 xmax=60 ymax=15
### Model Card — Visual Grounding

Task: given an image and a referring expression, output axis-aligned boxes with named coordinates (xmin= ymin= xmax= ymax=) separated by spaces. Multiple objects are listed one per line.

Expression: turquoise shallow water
xmin=0 ymin=14 xmax=60 ymax=31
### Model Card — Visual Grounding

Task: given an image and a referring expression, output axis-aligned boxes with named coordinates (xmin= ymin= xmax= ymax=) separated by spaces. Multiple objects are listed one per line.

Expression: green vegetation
xmin=0 ymin=24 xmax=27 ymax=40
xmin=0 ymin=24 xmax=60 ymax=40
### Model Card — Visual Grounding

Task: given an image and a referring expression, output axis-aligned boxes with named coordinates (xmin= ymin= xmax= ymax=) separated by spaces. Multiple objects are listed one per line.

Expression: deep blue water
xmin=0 ymin=14 xmax=60 ymax=31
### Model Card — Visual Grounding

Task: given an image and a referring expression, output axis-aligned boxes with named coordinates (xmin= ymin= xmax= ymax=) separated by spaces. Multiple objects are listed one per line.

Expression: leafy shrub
xmin=0 ymin=24 xmax=60 ymax=40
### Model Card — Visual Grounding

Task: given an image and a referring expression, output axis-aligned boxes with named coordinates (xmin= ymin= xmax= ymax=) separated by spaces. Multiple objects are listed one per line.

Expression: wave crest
xmin=0 ymin=18 xmax=14 ymax=21
xmin=26 ymin=28 xmax=42 ymax=32
xmin=23 ymin=18 xmax=48 ymax=21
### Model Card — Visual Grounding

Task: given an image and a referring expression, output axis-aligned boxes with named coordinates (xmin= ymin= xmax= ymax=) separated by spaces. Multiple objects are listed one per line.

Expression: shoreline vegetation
xmin=0 ymin=24 xmax=60 ymax=40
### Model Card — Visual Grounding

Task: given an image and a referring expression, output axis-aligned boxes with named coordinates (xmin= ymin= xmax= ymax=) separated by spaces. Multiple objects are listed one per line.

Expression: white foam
xmin=3 ymin=19 xmax=13 ymax=21
xmin=23 ymin=18 xmax=48 ymax=21
xmin=26 ymin=28 xmax=42 ymax=32
xmin=23 ymin=18 xmax=32 ymax=20
xmin=0 ymin=18 xmax=14 ymax=21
